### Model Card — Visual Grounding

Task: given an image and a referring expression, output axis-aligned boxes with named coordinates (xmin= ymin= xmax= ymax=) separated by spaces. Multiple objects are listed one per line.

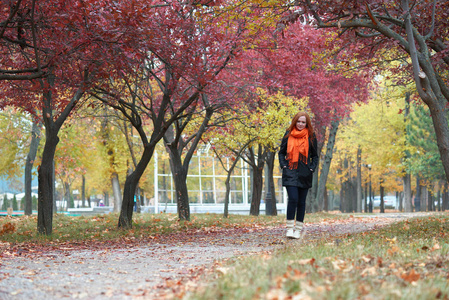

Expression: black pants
xmin=286 ymin=186 xmax=308 ymax=222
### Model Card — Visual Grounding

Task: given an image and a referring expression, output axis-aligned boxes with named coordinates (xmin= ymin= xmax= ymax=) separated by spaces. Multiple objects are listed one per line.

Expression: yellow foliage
xmin=207 ymin=89 xmax=309 ymax=157
xmin=331 ymin=78 xmax=411 ymax=192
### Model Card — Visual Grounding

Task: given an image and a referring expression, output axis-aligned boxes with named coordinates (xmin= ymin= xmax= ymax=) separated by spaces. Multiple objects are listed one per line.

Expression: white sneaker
xmin=286 ymin=220 xmax=295 ymax=238
xmin=293 ymin=222 xmax=304 ymax=239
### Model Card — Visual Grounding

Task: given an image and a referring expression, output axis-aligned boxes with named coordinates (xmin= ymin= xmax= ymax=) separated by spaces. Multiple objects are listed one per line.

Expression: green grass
xmin=188 ymin=214 xmax=449 ymax=300
xmin=0 ymin=211 xmax=347 ymax=244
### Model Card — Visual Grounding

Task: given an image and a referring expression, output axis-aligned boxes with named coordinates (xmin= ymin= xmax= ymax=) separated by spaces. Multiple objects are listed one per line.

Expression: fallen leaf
xmin=401 ymin=269 xmax=420 ymax=283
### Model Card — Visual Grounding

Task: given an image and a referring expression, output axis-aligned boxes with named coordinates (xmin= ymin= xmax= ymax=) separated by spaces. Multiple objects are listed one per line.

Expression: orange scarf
xmin=287 ymin=128 xmax=309 ymax=169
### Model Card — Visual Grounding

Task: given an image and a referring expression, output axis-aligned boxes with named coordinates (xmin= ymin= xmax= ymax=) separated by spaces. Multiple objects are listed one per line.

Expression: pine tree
xmin=12 ymin=195 xmax=18 ymax=211
xmin=2 ymin=194 xmax=8 ymax=210
xmin=406 ymin=103 xmax=446 ymax=181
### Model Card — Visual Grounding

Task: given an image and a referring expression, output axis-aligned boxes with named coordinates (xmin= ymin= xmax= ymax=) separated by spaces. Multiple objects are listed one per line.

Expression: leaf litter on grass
xmin=2 ymin=212 xmax=446 ymax=299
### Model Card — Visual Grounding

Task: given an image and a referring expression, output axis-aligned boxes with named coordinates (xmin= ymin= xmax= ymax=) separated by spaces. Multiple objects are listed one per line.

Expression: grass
xmin=0 ymin=211 xmax=348 ymax=244
xmin=188 ymin=214 xmax=449 ymax=300
xmin=2 ymin=211 xmax=447 ymax=298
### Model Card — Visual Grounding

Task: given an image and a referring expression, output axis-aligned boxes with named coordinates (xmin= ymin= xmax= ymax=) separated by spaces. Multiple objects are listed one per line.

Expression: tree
xmin=91 ymin=0 xmax=279 ymax=224
xmin=163 ymin=92 xmax=229 ymax=220
xmin=332 ymin=79 xmax=408 ymax=211
xmin=0 ymin=0 xmax=167 ymax=234
xmin=240 ymin=19 xmax=370 ymax=211
xmin=406 ymin=99 xmax=447 ymax=211
xmin=2 ymin=194 xmax=8 ymax=211
xmin=406 ymin=103 xmax=446 ymax=182
xmin=316 ymin=119 xmax=339 ymax=211
xmin=298 ymin=0 xmax=449 ymax=184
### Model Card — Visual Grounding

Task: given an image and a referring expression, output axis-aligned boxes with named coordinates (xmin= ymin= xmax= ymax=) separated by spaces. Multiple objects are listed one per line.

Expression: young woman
xmin=278 ymin=112 xmax=318 ymax=239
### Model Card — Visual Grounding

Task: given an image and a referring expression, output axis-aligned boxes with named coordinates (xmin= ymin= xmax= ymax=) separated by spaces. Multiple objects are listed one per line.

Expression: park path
xmin=0 ymin=212 xmax=436 ymax=300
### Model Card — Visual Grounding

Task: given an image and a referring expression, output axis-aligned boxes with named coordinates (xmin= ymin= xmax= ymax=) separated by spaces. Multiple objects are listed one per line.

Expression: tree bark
xmin=64 ymin=181 xmax=70 ymax=210
xmin=364 ymin=181 xmax=368 ymax=213
xmin=317 ymin=120 xmax=339 ymax=211
xmin=401 ymin=0 xmax=449 ymax=184
xmin=415 ymin=175 xmax=421 ymax=212
xmin=163 ymin=103 xmax=214 ymax=221
xmin=356 ymin=146 xmax=362 ymax=212
xmin=24 ymin=119 xmax=41 ymax=215
xmin=37 ymin=76 xmax=85 ymax=235
xmin=403 ymin=174 xmax=412 ymax=212
xmin=82 ymin=175 xmax=86 ymax=207
xmin=305 ymin=0 xmax=449 ymax=185
xmin=264 ymin=151 xmax=277 ymax=216
xmin=37 ymin=133 xmax=58 ymax=235
xmin=308 ymin=127 xmax=324 ymax=212
xmin=380 ymin=181 xmax=385 ymax=213
xmin=223 ymin=157 xmax=243 ymax=218
xmin=248 ymin=145 xmax=266 ymax=216
xmin=443 ymin=182 xmax=448 ymax=211
xmin=167 ymin=148 xmax=190 ymax=221
xmin=402 ymin=92 xmax=413 ymax=212
xmin=136 ymin=187 xmax=142 ymax=213
xmin=111 ymin=173 xmax=121 ymax=213
xmin=224 ymin=170 xmax=231 ymax=218
xmin=118 ymin=145 xmax=156 ymax=227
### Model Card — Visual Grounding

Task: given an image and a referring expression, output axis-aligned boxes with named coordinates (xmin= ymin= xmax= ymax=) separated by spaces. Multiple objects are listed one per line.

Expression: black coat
xmin=278 ymin=131 xmax=318 ymax=188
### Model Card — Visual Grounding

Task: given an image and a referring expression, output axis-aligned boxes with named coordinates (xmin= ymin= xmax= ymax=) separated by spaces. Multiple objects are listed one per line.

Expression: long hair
xmin=287 ymin=112 xmax=314 ymax=137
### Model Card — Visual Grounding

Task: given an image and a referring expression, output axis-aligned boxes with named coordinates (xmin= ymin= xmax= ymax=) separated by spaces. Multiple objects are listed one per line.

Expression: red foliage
xmin=0 ymin=222 xmax=16 ymax=235
xmin=216 ymin=21 xmax=371 ymax=138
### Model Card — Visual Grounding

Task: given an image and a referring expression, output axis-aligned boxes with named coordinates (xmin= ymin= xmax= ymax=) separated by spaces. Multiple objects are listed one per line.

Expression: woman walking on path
xmin=278 ymin=112 xmax=318 ymax=239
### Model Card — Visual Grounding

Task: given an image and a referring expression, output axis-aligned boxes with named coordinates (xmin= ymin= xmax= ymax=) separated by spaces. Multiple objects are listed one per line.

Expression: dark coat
xmin=278 ymin=131 xmax=318 ymax=188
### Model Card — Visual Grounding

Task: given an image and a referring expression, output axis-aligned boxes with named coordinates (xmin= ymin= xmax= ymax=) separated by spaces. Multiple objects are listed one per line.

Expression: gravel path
xmin=0 ymin=212 xmax=438 ymax=300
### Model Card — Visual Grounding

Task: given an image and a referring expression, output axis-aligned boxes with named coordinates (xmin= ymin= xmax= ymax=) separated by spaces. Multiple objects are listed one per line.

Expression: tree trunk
xmin=403 ymin=174 xmax=412 ymax=212
xmin=421 ymin=185 xmax=428 ymax=212
xmin=173 ymin=166 xmax=190 ymax=221
xmin=368 ymin=171 xmax=373 ymax=213
xmin=64 ymin=181 xmax=70 ymax=210
xmin=323 ymin=186 xmax=328 ymax=211
xmin=309 ymin=127 xmax=324 ymax=212
xmin=247 ymin=145 xmax=265 ymax=216
xmin=380 ymin=182 xmax=385 ymax=213
xmin=317 ymin=120 xmax=339 ymax=211
xmin=224 ymin=168 xmax=232 ymax=219
xmin=37 ymin=133 xmax=58 ymax=235
xmin=356 ymin=146 xmax=362 ymax=212
xmin=104 ymin=192 xmax=109 ymax=206
xmin=415 ymin=175 xmax=421 ymax=212
xmin=428 ymin=103 xmax=449 ymax=183
xmin=111 ymin=173 xmax=121 ymax=213
xmin=437 ymin=184 xmax=441 ymax=211
xmin=37 ymin=74 xmax=85 ymax=235
xmin=264 ymin=151 xmax=277 ymax=216
xmin=82 ymin=175 xmax=86 ymax=207
xmin=349 ymin=179 xmax=357 ymax=213
xmin=24 ymin=120 xmax=41 ymax=215
xmin=364 ymin=182 xmax=368 ymax=213
xmin=118 ymin=145 xmax=156 ymax=228
xmin=166 ymin=144 xmax=190 ymax=221
xmin=402 ymin=92 xmax=413 ymax=212
xmin=401 ymin=0 xmax=449 ymax=185
xmin=443 ymin=182 xmax=448 ymax=211
xmin=250 ymin=164 xmax=264 ymax=216
xmin=428 ymin=189 xmax=433 ymax=211
xmin=136 ymin=187 xmax=142 ymax=213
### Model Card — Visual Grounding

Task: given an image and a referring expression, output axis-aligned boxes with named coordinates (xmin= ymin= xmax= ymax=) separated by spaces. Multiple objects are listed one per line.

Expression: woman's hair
xmin=288 ymin=111 xmax=314 ymax=137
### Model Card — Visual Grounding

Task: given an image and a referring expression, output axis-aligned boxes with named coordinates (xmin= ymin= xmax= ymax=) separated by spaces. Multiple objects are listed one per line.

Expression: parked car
xmin=372 ymin=196 xmax=398 ymax=209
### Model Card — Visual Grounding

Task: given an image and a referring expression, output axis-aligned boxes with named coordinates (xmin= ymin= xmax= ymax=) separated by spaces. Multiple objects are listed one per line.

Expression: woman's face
xmin=296 ymin=116 xmax=307 ymax=131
